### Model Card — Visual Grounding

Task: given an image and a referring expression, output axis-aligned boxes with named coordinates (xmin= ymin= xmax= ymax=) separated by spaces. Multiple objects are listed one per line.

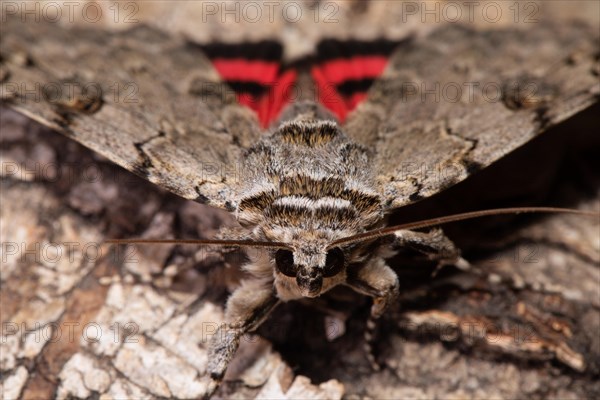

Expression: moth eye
xmin=323 ymin=248 xmax=345 ymax=277
xmin=275 ymin=250 xmax=296 ymax=277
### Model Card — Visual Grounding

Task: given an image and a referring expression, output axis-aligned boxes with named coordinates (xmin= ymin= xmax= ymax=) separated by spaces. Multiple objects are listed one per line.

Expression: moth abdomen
xmin=275 ymin=119 xmax=340 ymax=147
xmin=279 ymin=175 xmax=347 ymax=197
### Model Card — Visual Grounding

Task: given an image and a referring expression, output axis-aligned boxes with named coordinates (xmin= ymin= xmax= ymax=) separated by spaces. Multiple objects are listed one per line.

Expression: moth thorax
xmin=238 ymin=119 xmax=383 ymax=228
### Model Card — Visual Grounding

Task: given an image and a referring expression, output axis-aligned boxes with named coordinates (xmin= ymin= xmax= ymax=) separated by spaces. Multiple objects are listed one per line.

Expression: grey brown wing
xmin=0 ymin=17 xmax=262 ymax=210
xmin=344 ymin=21 xmax=599 ymax=210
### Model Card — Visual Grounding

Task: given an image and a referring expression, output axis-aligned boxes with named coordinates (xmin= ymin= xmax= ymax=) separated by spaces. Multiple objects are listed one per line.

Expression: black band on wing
xmin=199 ymin=40 xmax=283 ymax=61
xmin=312 ymin=38 xmax=408 ymax=122
xmin=197 ymin=40 xmax=295 ymax=127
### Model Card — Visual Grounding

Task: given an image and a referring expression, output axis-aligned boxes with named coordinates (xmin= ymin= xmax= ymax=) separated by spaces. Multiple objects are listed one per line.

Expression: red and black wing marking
xmin=201 ymin=38 xmax=403 ymax=127
xmin=200 ymin=41 xmax=296 ymax=128
xmin=311 ymin=38 xmax=403 ymax=122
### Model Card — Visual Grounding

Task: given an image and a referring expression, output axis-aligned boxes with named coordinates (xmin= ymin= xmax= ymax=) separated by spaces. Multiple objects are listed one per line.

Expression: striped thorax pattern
xmin=235 ymin=113 xmax=383 ymax=299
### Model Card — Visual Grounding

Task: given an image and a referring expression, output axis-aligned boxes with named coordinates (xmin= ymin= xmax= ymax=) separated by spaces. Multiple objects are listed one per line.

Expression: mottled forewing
xmin=344 ymin=22 xmax=599 ymax=209
xmin=0 ymin=18 xmax=263 ymax=209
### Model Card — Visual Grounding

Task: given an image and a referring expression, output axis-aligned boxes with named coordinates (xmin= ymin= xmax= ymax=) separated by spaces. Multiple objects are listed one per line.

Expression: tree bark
xmin=1 ymin=1 xmax=599 ymax=398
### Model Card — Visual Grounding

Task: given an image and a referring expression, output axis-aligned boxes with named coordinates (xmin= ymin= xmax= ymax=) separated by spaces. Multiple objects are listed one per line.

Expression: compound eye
xmin=323 ymin=248 xmax=345 ymax=277
xmin=275 ymin=250 xmax=296 ymax=277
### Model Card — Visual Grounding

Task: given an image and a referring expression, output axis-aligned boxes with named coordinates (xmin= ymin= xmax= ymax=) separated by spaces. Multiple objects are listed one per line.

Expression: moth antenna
xmin=105 ymin=238 xmax=292 ymax=250
xmin=328 ymin=207 xmax=599 ymax=249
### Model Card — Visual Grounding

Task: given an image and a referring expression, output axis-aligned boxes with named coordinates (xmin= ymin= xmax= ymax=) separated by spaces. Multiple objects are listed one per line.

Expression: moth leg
xmin=394 ymin=228 xmax=470 ymax=271
xmin=346 ymin=258 xmax=399 ymax=370
xmin=206 ymin=279 xmax=279 ymax=395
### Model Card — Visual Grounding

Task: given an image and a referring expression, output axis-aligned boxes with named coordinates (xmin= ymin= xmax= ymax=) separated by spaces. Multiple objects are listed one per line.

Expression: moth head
xmin=274 ymin=242 xmax=346 ymax=298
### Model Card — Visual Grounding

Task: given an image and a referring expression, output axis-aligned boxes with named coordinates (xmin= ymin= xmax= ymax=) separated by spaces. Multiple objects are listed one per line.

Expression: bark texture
xmin=1 ymin=1 xmax=599 ymax=399
xmin=2 ymin=104 xmax=598 ymax=400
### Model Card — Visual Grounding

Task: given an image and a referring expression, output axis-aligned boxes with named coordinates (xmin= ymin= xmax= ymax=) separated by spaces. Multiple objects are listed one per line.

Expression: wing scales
xmin=1 ymin=17 xmax=262 ymax=209
xmin=345 ymin=22 xmax=599 ymax=209
xmin=3 ymin=18 xmax=598 ymax=212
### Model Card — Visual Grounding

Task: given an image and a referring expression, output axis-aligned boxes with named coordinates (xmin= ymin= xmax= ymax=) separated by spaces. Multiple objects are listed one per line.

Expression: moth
xmin=1 ymin=8 xmax=598 ymax=398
